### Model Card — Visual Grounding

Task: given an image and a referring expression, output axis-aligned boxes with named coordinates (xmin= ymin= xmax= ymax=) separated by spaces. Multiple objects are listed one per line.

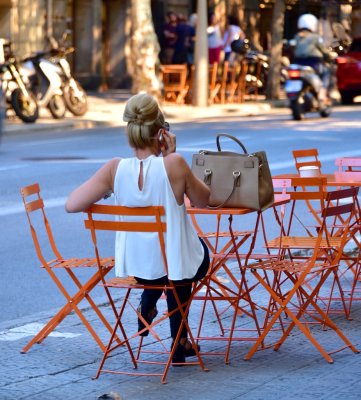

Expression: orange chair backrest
xmin=320 ymin=187 xmax=359 ymax=265
xmin=20 ymin=183 xmax=62 ymax=265
xmin=84 ymin=204 xmax=168 ymax=275
xmin=292 ymin=148 xmax=322 ymax=172
xmin=335 ymin=157 xmax=361 ymax=172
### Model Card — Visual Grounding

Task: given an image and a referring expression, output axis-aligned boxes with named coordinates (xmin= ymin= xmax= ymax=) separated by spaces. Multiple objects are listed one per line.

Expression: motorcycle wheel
xmin=63 ymin=81 xmax=88 ymax=116
xmin=11 ymin=88 xmax=39 ymax=123
xmin=320 ymin=106 xmax=332 ymax=118
xmin=290 ymin=99 xmax=304 ymax=121
xmin=340 ymin=91 xmax=354 ymax=105
xmin=48 ymin=94 xmax=66 ymax=119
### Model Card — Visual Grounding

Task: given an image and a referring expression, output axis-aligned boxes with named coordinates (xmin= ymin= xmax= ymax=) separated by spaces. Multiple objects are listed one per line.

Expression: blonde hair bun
xmin=123 ymin=93 xmax=165 ymax=149
xmin=124 ymin=93 xmax=163 ymax=125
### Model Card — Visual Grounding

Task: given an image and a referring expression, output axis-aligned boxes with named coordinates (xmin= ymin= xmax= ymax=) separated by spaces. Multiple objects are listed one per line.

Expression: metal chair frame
xmin=84 ymin=204 xmax=208 ymax=383
xmin=20 ymin=183 xmax=115 ymax=353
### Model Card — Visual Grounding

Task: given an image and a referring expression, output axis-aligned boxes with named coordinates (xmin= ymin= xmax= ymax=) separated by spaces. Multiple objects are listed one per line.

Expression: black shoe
xmin=171 ymin=340 xmax=201 ymax=366
xmin=171 ymin=342 xmax=186 ymax=365
xmin=137 ymin=303 xmax=158 ymax=337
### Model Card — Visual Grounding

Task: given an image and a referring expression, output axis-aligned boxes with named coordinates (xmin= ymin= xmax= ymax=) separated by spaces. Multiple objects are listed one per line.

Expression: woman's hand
xmin=160 ymin=130 xmax=176 ymax=156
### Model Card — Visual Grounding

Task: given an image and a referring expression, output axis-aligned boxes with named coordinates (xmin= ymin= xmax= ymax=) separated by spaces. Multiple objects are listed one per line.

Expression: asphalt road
xmin=1 ymin=104 xmax=361 ymax=323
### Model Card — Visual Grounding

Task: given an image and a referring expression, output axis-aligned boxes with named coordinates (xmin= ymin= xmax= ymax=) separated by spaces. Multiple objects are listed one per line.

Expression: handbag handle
xmin=206 ymin=170 xmax=241 ymax=209
xmin=216 ymin=134 xmax=248 ymax=154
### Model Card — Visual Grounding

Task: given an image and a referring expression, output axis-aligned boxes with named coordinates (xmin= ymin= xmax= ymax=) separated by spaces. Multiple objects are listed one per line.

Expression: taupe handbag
xmin=191 ymin=134 xmax=274 ymax=211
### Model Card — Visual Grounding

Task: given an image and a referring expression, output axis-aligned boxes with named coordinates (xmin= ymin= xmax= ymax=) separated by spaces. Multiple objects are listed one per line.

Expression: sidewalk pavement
xmin=2 ymin=90 xmax=286 ymax=135
xmin=1 ymin=262 xmax=361 ymax=400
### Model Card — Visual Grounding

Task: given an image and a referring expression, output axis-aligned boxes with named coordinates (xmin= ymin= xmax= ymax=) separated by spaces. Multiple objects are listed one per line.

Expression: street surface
xmin=1 ymin=104 xmax=361 ymax=323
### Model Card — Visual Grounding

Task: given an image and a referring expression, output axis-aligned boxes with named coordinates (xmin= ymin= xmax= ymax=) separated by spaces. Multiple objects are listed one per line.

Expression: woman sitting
xmin=66 ymin=93 xmax=210 ymax=364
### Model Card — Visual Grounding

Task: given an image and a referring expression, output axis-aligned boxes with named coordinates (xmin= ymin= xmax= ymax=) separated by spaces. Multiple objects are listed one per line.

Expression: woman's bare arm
xmin=164 ymin=153 xmax=210 ymax=207
xmin=65 ymin=158 xmax=120 ymax=213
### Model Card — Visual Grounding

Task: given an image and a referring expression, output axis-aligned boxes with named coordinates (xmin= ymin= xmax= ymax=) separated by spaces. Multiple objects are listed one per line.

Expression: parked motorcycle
xmin=284 ymin=64 xmax=331 ymax=120
xmin=0 ymin=54 xmax=39 ymax=123
xmin=231 ymin=38 xmax=289 ymax=95
xmin=48 ymin=46 xmax=88 ymax=116
xmin=21 ymin=52 xmax=67 ymax=119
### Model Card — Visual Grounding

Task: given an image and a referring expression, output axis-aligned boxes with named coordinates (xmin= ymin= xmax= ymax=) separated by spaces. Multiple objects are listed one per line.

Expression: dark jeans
xmin=135 ymin=238 xmax=210 ymax=339
xmin=293 ymin=57 xmax=331 ymax=89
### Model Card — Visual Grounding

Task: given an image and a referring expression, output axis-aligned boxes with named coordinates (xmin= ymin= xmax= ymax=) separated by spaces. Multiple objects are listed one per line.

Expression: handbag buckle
xmin=204 ymin=168 xmax=212 ymax=185
xmin=249 ymin=153 xmax=263 ymax=169
xmin=233 ymin=170 xmax=241 ymax=187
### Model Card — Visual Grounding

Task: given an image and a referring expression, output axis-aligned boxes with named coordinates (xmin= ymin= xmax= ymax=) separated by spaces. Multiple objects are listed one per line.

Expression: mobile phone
xmin=158 ymin=128 xmax=168 ymax=150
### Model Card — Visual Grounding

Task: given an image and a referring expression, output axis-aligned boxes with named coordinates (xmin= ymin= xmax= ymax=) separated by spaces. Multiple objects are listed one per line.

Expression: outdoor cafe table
xmin=273 ymin=172 xmax=361 ymax=187
xmin=186 ymin=195 xmax=290 ymax=363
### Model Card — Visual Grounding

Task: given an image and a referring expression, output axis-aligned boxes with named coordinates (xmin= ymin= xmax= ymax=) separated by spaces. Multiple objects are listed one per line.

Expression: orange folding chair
xmin=266 ymin=177 xmax=328 ymax=256
xmin=84 ymin=204 xmax=207 ymax=383
xmin=293 ymin=148 xmax=322 ymax=173
xmin=266 ymin=178 xmax=360 ymax=320
xmin=20 ymin=183 xmax=115 ymax=353
xmin=335 ymin=157 xmax=361 ymax=172
xmin=244 ymin=187 xmax=360 ymax=363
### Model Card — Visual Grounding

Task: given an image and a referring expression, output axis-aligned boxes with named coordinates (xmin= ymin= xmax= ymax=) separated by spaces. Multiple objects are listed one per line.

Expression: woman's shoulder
xmin=163 ymin=152 xmax=186 ymax=167
xmin=163 ymin=153 xmax=188 ymax=176
xmin=106 ymin=157 xmax=121 ymax=176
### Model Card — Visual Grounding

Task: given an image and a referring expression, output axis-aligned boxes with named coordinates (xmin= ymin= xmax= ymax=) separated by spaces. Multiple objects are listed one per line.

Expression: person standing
xmin=172 ymin=13 xmax=195 ymax=65
xmin=207 ymin=12 xmax=223 ymax=64
xmin=223 ymin=15 xmax=245 ymax=63
xmin=162 ymin=11 xmax=178 ymax=64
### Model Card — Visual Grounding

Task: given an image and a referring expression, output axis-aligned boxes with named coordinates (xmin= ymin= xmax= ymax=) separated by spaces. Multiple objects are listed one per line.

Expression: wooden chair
xmin=208 ymin=62 xmax=221 ymax=104
xmin=219 ymin=61 xmax=230 ymax=104
xmin=335 ymin=157 xmax=361 ymax=172
xmin=20 ymin=183 xmax=115 ymax=353
xmin=244 ymin=187 xmax=360 ymax=363
xmin=236 ymin=58 xmax=249 ymax=103
xmin=84 ymin=204 xmax=207 ymax=383
xmin=225 ymin=61 xmax=241 ymax=103
xmin=160 ymin=64 xmax=189 ymax=104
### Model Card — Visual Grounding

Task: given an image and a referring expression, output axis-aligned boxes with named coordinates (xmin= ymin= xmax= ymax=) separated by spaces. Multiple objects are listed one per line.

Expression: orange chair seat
xmin=266 ymin=236 xmax=342 ymax=249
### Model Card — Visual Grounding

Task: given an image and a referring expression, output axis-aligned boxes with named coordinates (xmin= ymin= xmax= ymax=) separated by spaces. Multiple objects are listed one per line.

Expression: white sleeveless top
xmin=113 ymin=155 xmax=204 ymax=280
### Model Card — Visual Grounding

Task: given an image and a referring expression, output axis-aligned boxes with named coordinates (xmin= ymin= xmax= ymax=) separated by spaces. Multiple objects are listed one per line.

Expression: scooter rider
xmin=293 ymin=13 xmax=332 ymax=105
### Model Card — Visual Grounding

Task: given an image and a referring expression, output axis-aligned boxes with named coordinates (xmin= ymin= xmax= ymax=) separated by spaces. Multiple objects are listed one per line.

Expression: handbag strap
xmin=216 ymin=134 xmax=248 ymax=154
xmin=206 ymin=170 xmax=241 ymax=209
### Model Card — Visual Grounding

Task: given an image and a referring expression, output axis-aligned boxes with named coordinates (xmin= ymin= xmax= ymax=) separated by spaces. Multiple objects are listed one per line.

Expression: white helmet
xmin=298 ymin=14 xmax=318 ymax=33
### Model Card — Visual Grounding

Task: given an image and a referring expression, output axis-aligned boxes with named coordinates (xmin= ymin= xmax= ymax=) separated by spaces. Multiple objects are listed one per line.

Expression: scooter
xmin=21 ymin=52 xmax=67 ymax=119
xmin=48 ymin=46 xmax=88 ymax=116
xmin=284 ymin=64 xmax=331 ymax=120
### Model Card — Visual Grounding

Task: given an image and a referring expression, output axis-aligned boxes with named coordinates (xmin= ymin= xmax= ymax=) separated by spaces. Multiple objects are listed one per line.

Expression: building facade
xmin=1 ymin=0 xmax=358 ymax=90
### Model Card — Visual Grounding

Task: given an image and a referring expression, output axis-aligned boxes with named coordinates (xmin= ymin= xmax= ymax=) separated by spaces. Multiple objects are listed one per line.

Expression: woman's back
xmin=114 ymin=155 xmax=204 ymax=281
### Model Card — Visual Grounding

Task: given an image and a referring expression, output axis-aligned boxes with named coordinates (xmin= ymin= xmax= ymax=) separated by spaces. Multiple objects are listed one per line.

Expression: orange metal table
xmin=186 ymin=196 xmax=290 ymax=363
xmin=274 ymin=172 xmax=361 ymax=187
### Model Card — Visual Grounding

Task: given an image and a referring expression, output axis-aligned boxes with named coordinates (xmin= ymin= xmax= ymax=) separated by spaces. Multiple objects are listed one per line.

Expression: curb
xmin=2 ymin=97 xmax=288 ymax=136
